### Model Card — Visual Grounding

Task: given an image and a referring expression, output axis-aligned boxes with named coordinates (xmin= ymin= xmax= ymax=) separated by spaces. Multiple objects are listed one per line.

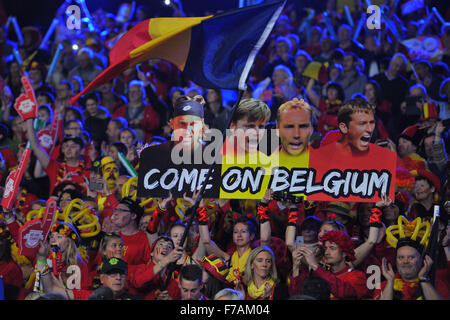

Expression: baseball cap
xmin=100 ymin=257 xmax=128 ymax=275
xmin=173 ymin=99 xmax=204 ymax=118
xmin=119 ymin=196 xmax=144 ymax=220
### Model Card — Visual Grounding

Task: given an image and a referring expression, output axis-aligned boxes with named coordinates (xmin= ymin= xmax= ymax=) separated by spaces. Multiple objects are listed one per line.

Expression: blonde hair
xmin=63 ymin=238 xmax=82 ymax=266
xmin=243 ymin=246 xmax=278 ymax=286
xmin=277 ymin=98 xmax=312 ymax=124
xmin=99 ymin=232 xmax=123 ymax=261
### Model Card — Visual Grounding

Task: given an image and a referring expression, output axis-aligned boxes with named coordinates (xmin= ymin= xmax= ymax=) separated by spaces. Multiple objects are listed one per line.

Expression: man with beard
xmin=375 ymin=238 xmax=447 ymax=300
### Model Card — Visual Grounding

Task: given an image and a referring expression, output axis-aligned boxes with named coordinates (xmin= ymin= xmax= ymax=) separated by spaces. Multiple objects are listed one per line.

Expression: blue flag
xmin=183 ymin=0 xmax=286 ymax=91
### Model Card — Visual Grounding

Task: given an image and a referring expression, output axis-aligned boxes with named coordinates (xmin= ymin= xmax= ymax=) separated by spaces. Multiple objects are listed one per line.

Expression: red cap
xmin=398 ymin=125 xmax=423 ymax=147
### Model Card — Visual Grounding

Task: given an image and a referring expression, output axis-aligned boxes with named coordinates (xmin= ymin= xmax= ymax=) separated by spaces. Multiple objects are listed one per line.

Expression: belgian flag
xmin=69 ymin=1 xmax=285 ymax=105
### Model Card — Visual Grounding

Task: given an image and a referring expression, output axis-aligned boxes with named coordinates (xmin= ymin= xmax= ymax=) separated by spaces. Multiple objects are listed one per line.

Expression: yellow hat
xmin=101 ymin=156 xmax=115 ymax=168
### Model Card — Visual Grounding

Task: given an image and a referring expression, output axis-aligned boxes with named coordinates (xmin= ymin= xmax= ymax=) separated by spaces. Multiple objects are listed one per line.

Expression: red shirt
xmin=287 ymin=265 xmax=310 ymax=296
xmin=73 ymin=289 xmax=93 ymax=300
xmin=0 ymin=260 xmax=23 ymax=288
xmin=45 ymin=158 xmax=90 ymax=195
xmin=54 ymin=256 xmax=92 ymax=291
xmin=309 ymin=141 xmax=397 ymax=202
xmin=97 ymin=194 xmax=119 ymax=224
xmin=0 ymin=146 xmax=18 ymax=170
xmin=76 ymin=258 xmax=93 ymax=290
xmin=313 ymin=265 xmax=368 ymax=300
xmin=121 ymin=231 xmax=151 ymax=266
xmin=373 ymin=238 xmax=396 ymax=269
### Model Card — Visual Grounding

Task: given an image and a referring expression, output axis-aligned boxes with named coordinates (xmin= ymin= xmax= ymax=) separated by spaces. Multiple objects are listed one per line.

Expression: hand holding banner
xmin=14 ymin=77 xmax=38 ymax=121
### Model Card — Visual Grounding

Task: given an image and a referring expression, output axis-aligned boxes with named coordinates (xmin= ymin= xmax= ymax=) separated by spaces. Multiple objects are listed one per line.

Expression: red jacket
xmin=0 ymin=146 xmax=18 ymax=170
xmin=128 ymin=260 xmax=181 ymax=300
xmin=287 ymin=265 xmax=310 ymax=296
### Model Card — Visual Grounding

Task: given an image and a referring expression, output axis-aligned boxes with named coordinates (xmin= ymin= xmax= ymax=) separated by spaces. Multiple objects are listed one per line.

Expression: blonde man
xmin=276 ymin=98 xmax=313 ymax=157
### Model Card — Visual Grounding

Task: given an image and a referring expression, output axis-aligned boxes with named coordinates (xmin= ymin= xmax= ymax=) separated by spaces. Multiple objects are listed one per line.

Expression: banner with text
xmin=137 ymin=141 xmax=396 ymax=202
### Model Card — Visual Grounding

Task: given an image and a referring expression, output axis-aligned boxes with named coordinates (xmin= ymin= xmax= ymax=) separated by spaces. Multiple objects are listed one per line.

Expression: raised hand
xmin=381 ymin=257 xmax=395 ymax=283
xmin=292 ymin=247 xmax=303 ymax=269
xmin=375 ymin=194 xmax=392 ymax=208
xmin=164 ymin=245 xmax=184 ymax=265
xmin=297 ymin=245 xmax=318 ymax=270
xmin=263 ymin=282 xmax=274 ymax=299
xmin=37 ymin=240 xmax=51 ymax=261
xmin=418 ymin=255 xmax=433 ymax=280
xmin=159 ymin=192 xmax=173 ymax=210
xmin=183 ymin=188 xmax=201 ymax=206
xmin=261 ymin=189 xmax=273 ymax=205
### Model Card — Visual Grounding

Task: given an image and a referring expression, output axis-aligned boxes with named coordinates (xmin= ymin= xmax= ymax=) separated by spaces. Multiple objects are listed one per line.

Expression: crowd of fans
xmin=0 ymin=0 xmax=448 ymax=300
